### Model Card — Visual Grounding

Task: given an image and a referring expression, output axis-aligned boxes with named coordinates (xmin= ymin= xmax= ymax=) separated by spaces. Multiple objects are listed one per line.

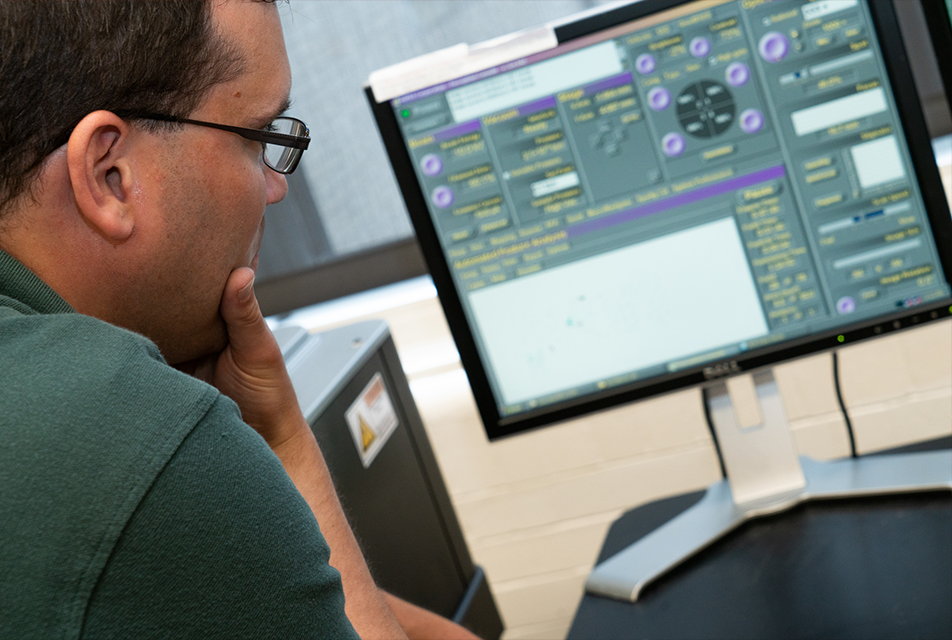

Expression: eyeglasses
xmin=127 ymin=113 xmax=310 ymax=174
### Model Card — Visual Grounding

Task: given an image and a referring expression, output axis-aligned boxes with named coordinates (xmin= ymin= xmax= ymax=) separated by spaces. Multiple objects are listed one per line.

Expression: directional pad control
xmin=676 ymin=80 xmax=736 ymax=138
xmin=589 ymin=120 xmax=627 ymax=156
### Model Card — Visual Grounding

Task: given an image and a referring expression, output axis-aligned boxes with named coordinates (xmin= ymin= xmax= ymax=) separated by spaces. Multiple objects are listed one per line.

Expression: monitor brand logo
xmin=703 ymin=361 xmax=742 ymax=379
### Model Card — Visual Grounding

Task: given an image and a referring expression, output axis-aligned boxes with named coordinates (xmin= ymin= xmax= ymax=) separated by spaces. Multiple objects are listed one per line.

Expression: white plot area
xmin=468 ymin=218 xmax=769 ymax=405
xmin=791 ymin=88 xmax=887 ymax=137
xmin=851 ymin=135 xmax=905 ymax=189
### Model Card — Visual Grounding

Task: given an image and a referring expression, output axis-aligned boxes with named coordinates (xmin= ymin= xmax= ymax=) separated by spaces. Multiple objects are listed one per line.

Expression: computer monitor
xmin=368 ymin=0 xmax=952 ymax=601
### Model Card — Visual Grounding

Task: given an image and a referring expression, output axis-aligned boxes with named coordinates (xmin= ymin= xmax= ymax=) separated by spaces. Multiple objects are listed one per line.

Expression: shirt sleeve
xmin=79 ymin=397 xmax=361 ymax=640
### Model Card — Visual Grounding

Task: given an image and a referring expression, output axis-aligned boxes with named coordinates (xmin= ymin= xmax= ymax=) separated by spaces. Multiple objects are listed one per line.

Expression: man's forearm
xmin=274 ymin=423 xmax=408 ymax=640
xmin=206 ymin=270 xmax=407 ymax=640
xmin=275 ymin=424 xmax=480 ymax=640
xmin=383 ymin=591 xmax=482 ymax=640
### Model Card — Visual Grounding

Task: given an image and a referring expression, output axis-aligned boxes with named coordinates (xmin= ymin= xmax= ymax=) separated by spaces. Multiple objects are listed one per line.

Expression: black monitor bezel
xmin=920 ymin=0 xmax=952 ymax=117
xmin=368 ymin=0 xmax=952 ymax=440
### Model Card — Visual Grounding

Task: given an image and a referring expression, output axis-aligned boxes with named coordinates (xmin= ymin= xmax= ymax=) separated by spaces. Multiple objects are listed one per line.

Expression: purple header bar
xmin=516 ymin=96 xmax=557 ymax=117
xmin=431 ymin=119 xmax=481 ymax=143
xmin=581 ymin=72 xmax=634 ymax=97
xmin=567 ymin=165 xmax=787 ymax=239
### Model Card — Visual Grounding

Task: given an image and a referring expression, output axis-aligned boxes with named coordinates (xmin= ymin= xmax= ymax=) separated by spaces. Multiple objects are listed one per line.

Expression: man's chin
xmin=163 ymin=321 xmax=229 ymax=371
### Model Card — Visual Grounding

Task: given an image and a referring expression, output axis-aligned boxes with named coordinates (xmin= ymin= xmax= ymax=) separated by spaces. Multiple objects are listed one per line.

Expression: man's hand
xmin=197 ymin=267 xmax=305 ymax=448
xmin=181 ymin=267 xmax=407 ymax=640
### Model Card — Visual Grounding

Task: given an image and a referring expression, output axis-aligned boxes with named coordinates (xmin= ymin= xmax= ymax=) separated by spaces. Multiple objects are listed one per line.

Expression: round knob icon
xmin=420 ymin=154 xmax=443 ymax=177
xmin=431 ymin=186 xmax=455 ymax=209
xmin=636 ymin=53 xmax=657 ymax=75
xmin=739 ymin=109 xmax=765 ymax=133
xmin=726 ymin=62 xmax=750 ymax=87
xmin=661 ymin=132 xmax=686 ymax=157
xmin=690 ymin=37 xmax=712 ymax=58
xmin=648 ymin=86 xmax=672 ymax=111
xmin=759 ymin=32 xmax=789 ymax=62
xmin=836 ymin=296 xmax=857 ymax=314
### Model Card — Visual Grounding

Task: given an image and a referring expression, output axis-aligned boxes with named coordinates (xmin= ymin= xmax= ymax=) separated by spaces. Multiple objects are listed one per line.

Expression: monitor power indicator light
xmin=401 ymin=109 xmax=411 ymax=118
xmin=837 ymin=335 xmax=845 ymax=343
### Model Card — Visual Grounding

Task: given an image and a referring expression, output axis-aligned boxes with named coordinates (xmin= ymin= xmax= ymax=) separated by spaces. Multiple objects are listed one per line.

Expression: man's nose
xmin=266 ymin=169 xmax=289 ymax=205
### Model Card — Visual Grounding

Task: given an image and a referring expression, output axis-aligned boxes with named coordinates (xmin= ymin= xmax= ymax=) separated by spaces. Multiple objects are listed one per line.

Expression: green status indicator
xmin=401 ymin=109 xmax=411 ymax=118
xmin=837 ymin=335 xmax=845 ymax=343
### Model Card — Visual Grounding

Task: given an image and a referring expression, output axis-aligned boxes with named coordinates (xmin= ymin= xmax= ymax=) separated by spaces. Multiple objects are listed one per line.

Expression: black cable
xmin=832 ymin=351 xmax=858 ymax=458
xmin=701 ymin=385 xmax=728 ymax=479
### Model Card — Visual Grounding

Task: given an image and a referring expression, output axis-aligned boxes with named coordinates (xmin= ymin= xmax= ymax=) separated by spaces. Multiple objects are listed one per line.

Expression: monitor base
xmin=585 ymin=451 xmax=952 ymax=602
xmin=585 ymin=368 xmax=952 ymax=603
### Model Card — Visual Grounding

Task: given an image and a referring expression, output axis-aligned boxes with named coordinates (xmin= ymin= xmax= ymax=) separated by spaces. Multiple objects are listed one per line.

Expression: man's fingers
xmin=219 ymin=267 xmax=276 ymax=362
xmin=215 ymin=267 xmax=302 ymax=443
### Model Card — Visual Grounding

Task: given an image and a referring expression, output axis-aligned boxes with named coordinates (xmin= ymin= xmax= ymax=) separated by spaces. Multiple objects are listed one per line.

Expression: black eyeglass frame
xmin=124 ymin=112 xmax=311 ymax=174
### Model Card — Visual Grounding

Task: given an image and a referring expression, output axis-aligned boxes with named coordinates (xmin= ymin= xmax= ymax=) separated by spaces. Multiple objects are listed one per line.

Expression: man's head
xmin=0 ymin=0 xmax=293 ymax=363
xmin=0 ymin=1 xmax=245 ymax=219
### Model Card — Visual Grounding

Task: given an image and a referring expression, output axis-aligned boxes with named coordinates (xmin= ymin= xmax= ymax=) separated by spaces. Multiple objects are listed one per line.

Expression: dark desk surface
xmin=569 ymin=441 xmax=952 ymax=640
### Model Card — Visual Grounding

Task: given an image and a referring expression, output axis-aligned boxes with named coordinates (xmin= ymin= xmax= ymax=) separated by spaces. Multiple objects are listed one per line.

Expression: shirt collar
xmin=0 ymin=249 xmax=75 ymax=315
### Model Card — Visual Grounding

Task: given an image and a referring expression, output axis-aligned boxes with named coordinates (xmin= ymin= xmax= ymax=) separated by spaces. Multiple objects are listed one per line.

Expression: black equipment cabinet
xmin=275 ymin=321 xmax=503 ymax=640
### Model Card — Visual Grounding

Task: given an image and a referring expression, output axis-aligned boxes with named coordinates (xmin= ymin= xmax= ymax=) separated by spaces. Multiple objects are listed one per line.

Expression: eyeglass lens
xmin=265 ymin=117 xmax=308 ymax=174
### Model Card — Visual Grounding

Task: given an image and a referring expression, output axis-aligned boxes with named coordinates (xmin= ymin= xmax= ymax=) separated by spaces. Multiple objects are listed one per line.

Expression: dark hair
xmin=0 ymin=0 xmax=244 ymax=217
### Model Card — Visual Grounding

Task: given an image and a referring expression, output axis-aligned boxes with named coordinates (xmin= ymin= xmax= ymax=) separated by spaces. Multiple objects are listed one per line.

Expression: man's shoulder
xmin=81 ymin=398 xmax=359 ymax=640
xmin=0 ymin=308 xmax=252 ymax=638
xmin=0 ymin=307 xmax=231 ymax=479
xmin=4 ymin=302 xmax=164 ymax=373
xmin=2 ymin=305 xmax=218 ymax=413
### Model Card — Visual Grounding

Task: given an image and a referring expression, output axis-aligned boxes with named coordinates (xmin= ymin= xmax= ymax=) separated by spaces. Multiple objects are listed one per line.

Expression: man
xmin=0 ymin=1 xmax=478 ymax=638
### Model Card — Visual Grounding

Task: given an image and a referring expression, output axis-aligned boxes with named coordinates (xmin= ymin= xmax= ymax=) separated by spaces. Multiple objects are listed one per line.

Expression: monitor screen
xmin=368 ymin=0 xmax=952 ymax=439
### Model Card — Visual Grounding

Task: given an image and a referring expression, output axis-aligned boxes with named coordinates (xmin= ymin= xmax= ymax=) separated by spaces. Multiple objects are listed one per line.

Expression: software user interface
xmin=391 ymin=0 xmax=950 ymax=416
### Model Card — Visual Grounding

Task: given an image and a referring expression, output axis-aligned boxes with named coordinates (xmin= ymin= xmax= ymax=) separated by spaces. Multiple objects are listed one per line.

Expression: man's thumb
xmin=220 ymin=267 xmax=266 ymax=342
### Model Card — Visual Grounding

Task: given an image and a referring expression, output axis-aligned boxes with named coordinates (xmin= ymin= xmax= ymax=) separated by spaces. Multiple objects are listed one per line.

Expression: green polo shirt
xmin=0 ymin=250 xmax=359 ymax=640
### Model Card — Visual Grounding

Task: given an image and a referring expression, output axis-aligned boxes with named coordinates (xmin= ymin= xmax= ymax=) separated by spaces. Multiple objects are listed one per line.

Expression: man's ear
xmin=66 ymin=111 xmax=137 ymax=242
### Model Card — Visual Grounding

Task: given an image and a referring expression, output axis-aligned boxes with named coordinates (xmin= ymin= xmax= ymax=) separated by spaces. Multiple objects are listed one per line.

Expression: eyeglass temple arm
xmin=133 ymin=113 xmax=310 ymax=150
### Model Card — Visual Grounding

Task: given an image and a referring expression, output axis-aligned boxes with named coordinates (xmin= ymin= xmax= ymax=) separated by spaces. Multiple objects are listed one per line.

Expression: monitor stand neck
xmin=709 ymin=370 xmax=806 ymax=507
xmin=585 ymin=367 xmax=952 ymax=603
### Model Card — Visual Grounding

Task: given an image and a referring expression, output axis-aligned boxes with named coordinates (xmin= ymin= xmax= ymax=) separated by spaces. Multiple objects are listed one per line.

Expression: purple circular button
xmin=836 ymin=296 xmax=857 ymax=314
xmin=726 ymin=62 xmax=750 ymax=87
xmin=635 ymin=53 xmax=656 ymax=75
xmin=690 ymin=37 xmax=712 ymax=58
xmin=759 ymin=32 xmax=789 ymax=62
xmin=431 ymin=186 xmax=454 ymax=209
xmin=739 ymin=108 xmax=765 ymax=133
xmin=647 ymin=86 xmax=672 ymax=111
xmin=420 ymin=153 xmax=443 ymax=177
xmin=661 ymin=132 xmax=686 ymax=157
